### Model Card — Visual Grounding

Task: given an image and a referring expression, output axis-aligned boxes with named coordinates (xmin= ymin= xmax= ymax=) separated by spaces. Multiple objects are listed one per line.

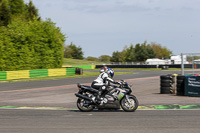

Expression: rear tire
xmin=77 ymin=98 xmax=94 ymax=112
xmin=120 ymin=95 xmax=138 ymax=112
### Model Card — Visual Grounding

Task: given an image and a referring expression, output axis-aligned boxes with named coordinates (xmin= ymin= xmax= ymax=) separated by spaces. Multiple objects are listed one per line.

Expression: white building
xmin=170 ymin=55 xmax=188 ymax=64
xmin=146 ymin=55 xmax=189 ymax=65
xmin=146 ymin=58 xmax=166 ymax=65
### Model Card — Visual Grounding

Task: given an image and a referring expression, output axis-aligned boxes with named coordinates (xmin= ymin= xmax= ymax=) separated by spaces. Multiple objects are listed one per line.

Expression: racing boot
xmin=97 ymin=90 xmax=102 ymax=101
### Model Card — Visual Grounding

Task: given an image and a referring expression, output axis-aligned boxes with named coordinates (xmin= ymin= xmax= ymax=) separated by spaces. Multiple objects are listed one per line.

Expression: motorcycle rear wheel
xmin=120 ymin=95 xmax=138 ymax=112
xmin=77 ymin=98 xmax=94 ymax=112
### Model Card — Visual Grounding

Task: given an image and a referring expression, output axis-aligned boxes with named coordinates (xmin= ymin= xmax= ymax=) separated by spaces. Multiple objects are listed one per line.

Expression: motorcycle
xmin=75 ymin=80 xmax=139 ymax=112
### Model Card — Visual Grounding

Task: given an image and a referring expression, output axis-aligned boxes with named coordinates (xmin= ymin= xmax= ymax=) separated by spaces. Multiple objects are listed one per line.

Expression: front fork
xmin=125 ymin=95 xmax=131 ymax=104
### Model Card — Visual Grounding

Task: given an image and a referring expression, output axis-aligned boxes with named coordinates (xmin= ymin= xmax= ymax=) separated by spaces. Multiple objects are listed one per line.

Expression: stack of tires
xmin=160 ymin=75 xmax=174 ymax=94
xmin=176 ymin=75 xmax=185 ymax=96
xmin=162 ymin=66 xmax=169 ymax=70
xmin=75 ymin=68 xmax=83 ymax=75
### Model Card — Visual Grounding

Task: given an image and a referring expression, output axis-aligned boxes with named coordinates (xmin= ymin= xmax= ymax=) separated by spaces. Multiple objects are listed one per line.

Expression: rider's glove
xmin=115 ymin=81 xmax=121 ymax=85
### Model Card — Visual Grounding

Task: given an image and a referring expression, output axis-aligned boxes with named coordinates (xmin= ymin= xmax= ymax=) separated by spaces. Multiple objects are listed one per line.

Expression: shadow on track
xmin=68 ymin=109 xmax=125 ymax=112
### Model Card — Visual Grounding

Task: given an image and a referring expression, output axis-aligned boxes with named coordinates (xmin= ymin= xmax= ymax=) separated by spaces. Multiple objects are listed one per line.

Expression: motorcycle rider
xmin=101 ymin=64 xmax=108 ymax=71
xmin=91 ymin=68 xmax=120 ymax=104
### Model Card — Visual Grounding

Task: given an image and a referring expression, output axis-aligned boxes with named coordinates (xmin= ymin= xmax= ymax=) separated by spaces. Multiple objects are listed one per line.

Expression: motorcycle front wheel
xmin=77 ymin=98 xmax=94 ymax=112
xmin=120 ymin=95 xmax=139 ymax=112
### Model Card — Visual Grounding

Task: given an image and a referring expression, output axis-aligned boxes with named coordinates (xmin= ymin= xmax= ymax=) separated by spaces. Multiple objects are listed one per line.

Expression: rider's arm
xmin=105 ymin=76 xmax=115 ymax=83
xmin=103 ymin=73 xmax=121 ymax=85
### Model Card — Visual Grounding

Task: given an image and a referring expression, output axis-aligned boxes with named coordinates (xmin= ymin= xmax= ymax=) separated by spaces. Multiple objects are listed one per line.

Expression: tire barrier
xmin=75 ymin=68 xmax=83 ymax=75
xmin=160 ymin=74 xmax=177 ymax=94
xmin=160 ymin=75 xmax=173 ymax=94
xmin=176 ymin=75 xmax=185 ymax=96
xmin=0 ymin=68 xmax=76 ymax=81
xmin=161 ymin=66 xmax=169 ymax=70
xmin=168 ymin=74 xmax=177 ymax=94
xmin=161 ymin=75 xmax=200 ymax=96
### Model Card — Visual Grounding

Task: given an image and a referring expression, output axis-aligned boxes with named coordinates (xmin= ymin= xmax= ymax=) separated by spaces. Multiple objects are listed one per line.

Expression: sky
xmin=24 ymin=0 xmax=200 ymax=58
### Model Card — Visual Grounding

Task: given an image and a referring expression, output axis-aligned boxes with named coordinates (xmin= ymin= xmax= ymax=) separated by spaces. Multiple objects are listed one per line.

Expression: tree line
xmin=64 ymin=41 xmax=172 ymax=62
xmin=0 ymin=0 xmax=65 ymax=71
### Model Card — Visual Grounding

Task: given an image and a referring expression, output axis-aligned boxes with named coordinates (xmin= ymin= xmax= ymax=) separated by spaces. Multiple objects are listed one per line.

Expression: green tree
xmin=125 ymin=44 xmax=135 ymax=62
xmin=26 ymin=0 xmax=39 ymax=21
xmin=111 ymin=51 xmax=125 ymax=62
xmin=161 ymin=47 xmax=172 ymax=59
xmin=135 ymin=41 xmax=156 ymax=62
xmin=111 ymin=51 xmax=120 ymax=62
xmin=135 ymin=43 xmax=145 ymax=61
xmin=99 ymin=55 xmax=111 ymax=62
xmin=64 ymin=44 xmax=73 ymax=58
xmin=9 ymin=0 xmax=25 ymax=15
xmin=150 ymin=42 xmax=172 ymax=59
xmin=0 ymin=0 xmax=11 ymax=26
xmin=146 ymin=44 xmax=156 ymax=58
xmin=64 ymin=42 xmax=84 ymax=60
xmin=86 ymin=56 xmax=99 ymax=61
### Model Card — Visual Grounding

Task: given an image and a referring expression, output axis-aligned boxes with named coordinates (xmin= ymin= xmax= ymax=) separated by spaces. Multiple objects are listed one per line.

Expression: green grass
xmin=63 ymin=58 xmax=102 ymax=65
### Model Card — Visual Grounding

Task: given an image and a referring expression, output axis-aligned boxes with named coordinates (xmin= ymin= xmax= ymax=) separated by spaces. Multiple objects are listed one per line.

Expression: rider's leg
xmin=97 ymin=85 xmax=107 ymax=100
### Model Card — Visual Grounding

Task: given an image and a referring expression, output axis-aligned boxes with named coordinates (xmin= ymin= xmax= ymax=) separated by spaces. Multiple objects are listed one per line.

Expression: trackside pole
xmin=181 ymin=53 xmax=184 ymax=75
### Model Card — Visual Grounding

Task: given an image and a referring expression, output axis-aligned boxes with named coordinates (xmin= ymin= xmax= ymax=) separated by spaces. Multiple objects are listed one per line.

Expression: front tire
xmin=77 ymin=98 xmax=94 ymax=112
xmin=120 ymin=95 xmax=139 ymax=112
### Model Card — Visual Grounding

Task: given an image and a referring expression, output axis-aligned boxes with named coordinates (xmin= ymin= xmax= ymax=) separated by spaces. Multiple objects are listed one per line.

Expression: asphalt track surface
xmin=0 ymin=70 xmax=199 ymax=107
xmin=1 ymin=109 xmax=200 ymax=133
xmin=0 ymin=70 xmax=200 ymax=133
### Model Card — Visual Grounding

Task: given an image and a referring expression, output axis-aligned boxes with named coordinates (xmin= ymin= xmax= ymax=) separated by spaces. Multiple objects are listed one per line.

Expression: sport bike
xmin=75 ymin=80 xmax=139 ymax=112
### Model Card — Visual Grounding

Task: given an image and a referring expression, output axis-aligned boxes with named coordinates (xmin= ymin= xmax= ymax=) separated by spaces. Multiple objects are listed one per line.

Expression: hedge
xmin=0 ymin=18 xmax=65 ymax=71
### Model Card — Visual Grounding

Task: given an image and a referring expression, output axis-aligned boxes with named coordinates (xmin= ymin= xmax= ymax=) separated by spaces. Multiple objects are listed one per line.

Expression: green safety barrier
xmin=63 ymin=65 xmax=96 ymax=69
xmin=0 ymin=71 xmax=7 ymax=80
xmin=30 ymin=69 xmax=48 ymax=78
xmin=72 ymin=65 xmax=94 ymax=69
xmin=67 ymin=68 xmax=76 ymax=75
xmin=0 ymin=68 xmax=76 ymax=80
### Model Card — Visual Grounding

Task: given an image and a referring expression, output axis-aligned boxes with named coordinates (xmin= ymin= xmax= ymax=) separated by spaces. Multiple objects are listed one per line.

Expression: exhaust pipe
xmin=75 ymin=93 xmax=93 ymax=101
